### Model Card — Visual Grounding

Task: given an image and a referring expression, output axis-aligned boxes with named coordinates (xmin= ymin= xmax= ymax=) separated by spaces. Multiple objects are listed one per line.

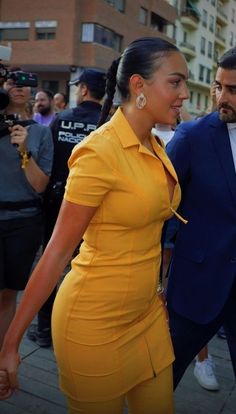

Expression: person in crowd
xmin=0 ymin=37 xmax=188 ymax=413
xmin=0 ymin=69 xmax=53 ymax=349
xmin=192 ymin=81 xmax=219 ymax=391
xmin=152 ymin=123 xmax=176 ymax=146
xmin=165 ymin=46 xmax=236 ymax=389
xmin=27 ymin=68 xmax=106 ymax=347
xmin=53 ymin=91 xmax=68 ymax=112
xmin=33 ymin=89 xmax=56 ymax=126
xmin=152 ymin=106 xmax=192 ymax=147
xmin=155 ymin=104 xmax=219 ymax=391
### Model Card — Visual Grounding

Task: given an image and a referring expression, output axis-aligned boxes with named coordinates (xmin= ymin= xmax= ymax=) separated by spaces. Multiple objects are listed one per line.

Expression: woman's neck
xmin=122 ymin=105 xmax=152 ymax=145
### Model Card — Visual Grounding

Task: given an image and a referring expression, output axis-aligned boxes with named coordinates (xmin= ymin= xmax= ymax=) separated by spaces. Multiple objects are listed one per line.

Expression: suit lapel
xmin=210 ymin=115 xmax=236 ymax=206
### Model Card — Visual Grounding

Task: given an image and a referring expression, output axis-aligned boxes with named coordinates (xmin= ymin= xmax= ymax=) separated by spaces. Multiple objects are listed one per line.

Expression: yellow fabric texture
xmin=52 ymin=107 xmax=181 ymax=402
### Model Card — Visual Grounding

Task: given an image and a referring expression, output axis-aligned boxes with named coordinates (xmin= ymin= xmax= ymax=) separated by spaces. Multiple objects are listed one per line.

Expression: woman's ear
xmin=129 ymin=74 xmax=144 ymax=96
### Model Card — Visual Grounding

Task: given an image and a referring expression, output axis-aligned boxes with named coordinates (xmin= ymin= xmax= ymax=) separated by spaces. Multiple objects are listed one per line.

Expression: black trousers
xmin=0 ymin=214 xmax=43 ymax=290
xmin=168 ymin=277 xmax=236 ymax=389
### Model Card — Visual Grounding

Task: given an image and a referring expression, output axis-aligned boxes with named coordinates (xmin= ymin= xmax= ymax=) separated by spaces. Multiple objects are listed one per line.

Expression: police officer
xmin=27 ymin=69 xmax=106 ymax=347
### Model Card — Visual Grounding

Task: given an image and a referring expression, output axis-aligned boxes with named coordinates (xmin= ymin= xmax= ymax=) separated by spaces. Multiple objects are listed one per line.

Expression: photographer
xmin=0 ymin=69 xmax=53 ymax=348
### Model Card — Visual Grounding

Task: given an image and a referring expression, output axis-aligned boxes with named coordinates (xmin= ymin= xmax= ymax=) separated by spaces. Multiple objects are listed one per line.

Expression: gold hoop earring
xmin=136 ymin=92 xmax=147 ymax=109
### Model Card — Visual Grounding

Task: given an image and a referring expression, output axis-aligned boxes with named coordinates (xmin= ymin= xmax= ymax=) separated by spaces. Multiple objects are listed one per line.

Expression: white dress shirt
xmin=227 ymin=123 xmax=236 ymax=171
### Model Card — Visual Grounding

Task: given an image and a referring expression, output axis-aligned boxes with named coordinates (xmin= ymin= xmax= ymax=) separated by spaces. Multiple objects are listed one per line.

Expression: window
xmin=172 ymin=25 xmax=177 ymax=40
xmin=199 ymin=65 xmax=204 ymax=81
xmin=139 ymin=7 xmax=148 ymax=25
xmin=81 ymin=23 xmax=122 ymax=52
xmin=81 ymin=24 xmax=94 ymax=42
xmin=211 ymin=0 xmax=215 ymax=5
xmin=232 ymin=9 xmax=235 ymax=23
xmin=202 ymin=9 xmax=207 ymax=27
xmin=150 ymin=12 xmax=167 ymax=33
xmin=42 ymin=80 xmax=59 ymax=94
xmin=35 ymin=20 xmax=57 ymax=40
xmin=209 ymin=15 xmax=214 ymax=32
xmin=197 ymin=92 xmax=201 ymax=109
xmin=214 ymin=49 xmax=219 ymax=63
xmin=206 ymin=68 xmax=211 ymax=84
xmin=0 ymin=28 xmax=29 ymax=40
xmin=0 ymin=21 xmax=30 ymax=41
xmin=104 ymin=0 xmax=125 ymax=12
xmin=173 ymin=0 xmax=181 ymax=16
xmin=200 ymin=37 xmax=206 ymax=54
xmin=208 ymin=41 xmax=212 ymax=58
xmin=230 ymin=32 xmax=234 ymax=47
xmin=189 ymin=90 xmax=193 ymax=104
xmin=36 ymin=28 xmax=56 ymax=40
xmin=205 ymin=95 xmax=208 ymax=109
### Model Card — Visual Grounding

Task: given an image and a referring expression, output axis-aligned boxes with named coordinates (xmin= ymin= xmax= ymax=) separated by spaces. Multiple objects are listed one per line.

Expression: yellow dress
xmin=52 ymin=107 xmax=181 ymax=402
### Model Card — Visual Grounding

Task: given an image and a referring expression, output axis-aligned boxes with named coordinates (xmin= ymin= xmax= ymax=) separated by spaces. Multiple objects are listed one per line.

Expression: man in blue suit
xmin=166 ymin=46 xmax=236 ymax=388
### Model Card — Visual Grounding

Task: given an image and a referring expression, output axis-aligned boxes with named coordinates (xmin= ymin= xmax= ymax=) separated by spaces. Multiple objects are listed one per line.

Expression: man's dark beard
xmin=38 ymin=106 xmax=51 ymax=116
xmin=218 ymin=104 xmax=236 ymax=122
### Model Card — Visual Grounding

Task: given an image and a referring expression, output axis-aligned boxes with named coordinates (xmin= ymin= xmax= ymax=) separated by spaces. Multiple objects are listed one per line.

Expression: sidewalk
xmin=0 ymin=331 xmax=235 ymax=413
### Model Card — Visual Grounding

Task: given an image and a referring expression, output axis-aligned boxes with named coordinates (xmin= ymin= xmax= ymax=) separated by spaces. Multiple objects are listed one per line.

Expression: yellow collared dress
xmin=52 ymin=107 xmax=181 ymax=402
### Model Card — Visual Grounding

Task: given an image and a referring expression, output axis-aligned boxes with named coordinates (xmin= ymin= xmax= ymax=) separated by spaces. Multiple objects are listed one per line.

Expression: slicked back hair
xmin=97 ymin=37 xmax=179 ymax=127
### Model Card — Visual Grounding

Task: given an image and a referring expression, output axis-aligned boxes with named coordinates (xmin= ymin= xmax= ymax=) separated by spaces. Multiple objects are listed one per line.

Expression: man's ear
xmin=80 ymin=83 xmax=88 ymax=97
xmin=129 ymin=74 xmax=144 ymax=96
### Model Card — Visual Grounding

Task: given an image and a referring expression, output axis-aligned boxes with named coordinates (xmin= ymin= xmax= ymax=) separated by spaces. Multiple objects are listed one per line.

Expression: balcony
xmin=216 ymin=7 xmax=228 ymax=25
xmin=214 ymin=32 xmax=226 ymax=48
xmin=179 ymin=41 xmax=196 ymax=59
xmin=180 ymin=9 xmax=200 ymax=30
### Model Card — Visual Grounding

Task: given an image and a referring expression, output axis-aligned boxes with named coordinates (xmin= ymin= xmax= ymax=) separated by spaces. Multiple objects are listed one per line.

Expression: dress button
xmin=230 ymin=257 xmax=236 ymax=263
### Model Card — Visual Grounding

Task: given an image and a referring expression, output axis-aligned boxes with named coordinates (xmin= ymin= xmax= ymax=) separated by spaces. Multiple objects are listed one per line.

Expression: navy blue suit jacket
xmin=166 ymin=111 xmax=236 ymax=324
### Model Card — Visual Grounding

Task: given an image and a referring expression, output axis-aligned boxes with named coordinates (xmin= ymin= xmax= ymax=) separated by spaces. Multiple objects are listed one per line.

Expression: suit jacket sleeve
xmin=166 ymin=123 xmax=192 ymax=194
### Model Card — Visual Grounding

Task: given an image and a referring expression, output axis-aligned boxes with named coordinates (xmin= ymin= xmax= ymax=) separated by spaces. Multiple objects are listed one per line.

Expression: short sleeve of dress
xmin=64 ymin=138 xmax=117 ymax=207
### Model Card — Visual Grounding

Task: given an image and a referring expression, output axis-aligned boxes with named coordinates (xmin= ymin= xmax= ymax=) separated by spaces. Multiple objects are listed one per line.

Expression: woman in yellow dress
xmin=0 ymin=37 xmax=189 ymax=413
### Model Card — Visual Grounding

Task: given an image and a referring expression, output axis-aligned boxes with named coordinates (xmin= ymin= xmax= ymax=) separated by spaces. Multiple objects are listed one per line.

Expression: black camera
xmin=7 ymin=71 xmax=38 ymax=88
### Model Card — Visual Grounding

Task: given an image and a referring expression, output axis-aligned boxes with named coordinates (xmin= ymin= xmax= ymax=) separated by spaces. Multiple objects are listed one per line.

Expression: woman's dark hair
xmin=97 ymin=37 xmax=179 ymax=127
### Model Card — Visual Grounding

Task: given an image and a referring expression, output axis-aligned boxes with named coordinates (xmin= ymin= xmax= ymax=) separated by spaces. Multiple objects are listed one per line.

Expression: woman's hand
xmin=9 ymin=124 xmax=28 ymax=151
xmin=0 ymin=350 xmax=21 ymax=400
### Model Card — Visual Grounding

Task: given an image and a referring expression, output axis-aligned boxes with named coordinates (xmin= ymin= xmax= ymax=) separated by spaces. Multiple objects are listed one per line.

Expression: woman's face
xmin=4 ymin=79 xmax=31 ymax=107
xmin=142 ymin=52 xmax=189 ymax=125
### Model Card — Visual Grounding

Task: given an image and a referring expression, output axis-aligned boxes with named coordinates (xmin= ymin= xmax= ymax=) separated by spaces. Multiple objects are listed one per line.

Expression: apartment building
xmin=169 ymin=0 xmax=236 ymax=116
xmin=0 ymin=0 xmax=177 ymax=103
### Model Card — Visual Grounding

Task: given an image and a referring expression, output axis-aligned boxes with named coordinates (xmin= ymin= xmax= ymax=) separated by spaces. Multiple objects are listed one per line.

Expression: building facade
xmin=1 ymin=0 xmax=235 ymax=112
xmin=0 ymin=0 xmax=177 ymax=104
xmin=169 ymin=0 xmax=236 ymax=115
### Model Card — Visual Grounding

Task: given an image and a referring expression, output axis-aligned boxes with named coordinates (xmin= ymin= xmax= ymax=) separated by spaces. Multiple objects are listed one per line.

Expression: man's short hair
xmin=218 ymin=47 xmax=236 ymax=70
xmin=37 ymin=89 xmax=54 ymax=101
xmin=55 ymin=92 xmax=68 ymax=105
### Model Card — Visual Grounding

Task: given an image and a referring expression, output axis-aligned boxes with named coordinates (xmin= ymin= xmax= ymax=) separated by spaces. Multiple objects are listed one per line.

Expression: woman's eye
xmin=172 ymin=80 xmax=180 ymax=87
